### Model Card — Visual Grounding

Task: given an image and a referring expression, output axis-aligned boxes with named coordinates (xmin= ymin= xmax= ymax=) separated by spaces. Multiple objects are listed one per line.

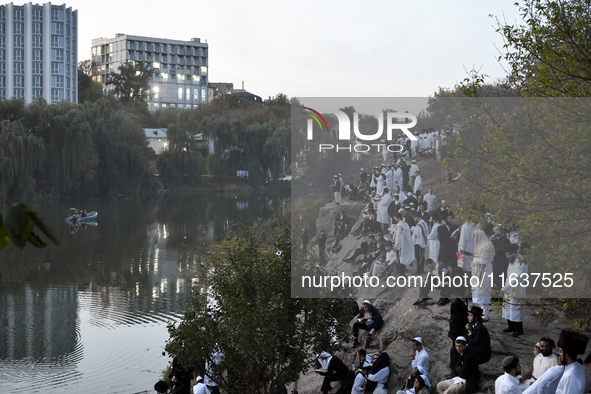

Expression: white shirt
xmin=523 ymin=365 xmax=564 ymax=394
xmin=411 ymin=348 xmax=430 ymax=375
xmin=352 ymin=371 xmax=366 ymax=394
xmin=532 ymin=353 xmax=557 ymax=379
xmin=495 ymin=372 xmax=521 ymax=394
xmin=556 ymin=361 xmax=586 ymax=394
xmin=423 ymin=193 xmax=437 ymax=211
xmin=368 ymin=366 xmax=390 ymax=388
xmin=193 ymin=382 xmax=210 ymax=394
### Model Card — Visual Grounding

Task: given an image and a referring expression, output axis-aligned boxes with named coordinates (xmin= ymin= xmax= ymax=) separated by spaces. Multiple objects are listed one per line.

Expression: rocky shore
xmin=295 ymin=160 xmax=591 ymax=393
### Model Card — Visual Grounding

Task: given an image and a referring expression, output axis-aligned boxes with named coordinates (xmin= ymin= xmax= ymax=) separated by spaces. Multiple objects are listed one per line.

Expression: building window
xmin=33 ymin=88 xmax=43 ymax=99
xmin=51 ymin=35 xmax=64 ymax=48
xmin=152 ymin=62 xmax=160 ymax=69
xmin=13 ymin=35 xmax=24 ymax=48
xmin=33 ymin=75 xmax=42 ymax=87
xmin=14 ymin=75 xmax=24 ymax=87
xmin=178 ymin=87 xmax=183 ymax=100
xmin=52 ymin=75 xmax=64 ymax=88
xmin=32 ymin=8 xmax=42 ymax=21
xmin=201 ymin=88 xmax=206 ymax=102
xmin=160 ymin=72 xmax=168 ymax=79
xmin=13 ymin=9 xmax=23 ymax=21
xmin=51 ymin=22 xmax=64 ymax=34
xmin=0 ymin=63 xmax=4 ymax=74
xmin=192 ymin=75 xmax=200 ymax=82
xmin=32 ymin=35 xmax=42 ymax=48
xmin=32 ymin=62 xmax=42 ymax=74
xmin=186 ymin=88 xmax=190 ymax=101
xmin=32 ymin=22 xmax=42 ymax=34
xmin=14 ymin=49 xmax=23 ymax=61
xmin=13 ymin=62 xmax=23 ymax=75
xmin=193 ymin=88 xmax=198 ymax=101
xmin=152 ymin=86 xmax=159 ymax=99
xmin=33 ymin=49 xmax=42 ymax=61
xmin=14 ymin=22 xmax=23 ymax=35
xmin=51 ymin=49 xmax=64 ymax=61
xmin=178 ymin=74 xmax=185 ymax=81
xmin=51 ymin=8 xmax=64 ymax=22
xmin=51 ymin=88 xmax=63 ymax=101
xmin=51 ymin=62 xmax=64 ymax=74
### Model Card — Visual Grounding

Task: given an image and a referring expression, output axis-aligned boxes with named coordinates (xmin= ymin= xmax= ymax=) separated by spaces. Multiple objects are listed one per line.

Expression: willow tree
xmin=0 ymin=120 xmax=44 ymax=200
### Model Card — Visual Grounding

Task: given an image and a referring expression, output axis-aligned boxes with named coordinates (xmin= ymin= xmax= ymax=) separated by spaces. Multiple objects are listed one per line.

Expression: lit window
xmin=178 ymin=87 xmax=183 ymax=100
xmin=201 ymin=66 xmax=207 ymax=75
xmin=193 ymin=89 xmax=198 ymax=101
xmin=186 ymin=88 xmax=190 ymax=100
xmin=201 ymin=88 xmax=206 ymax=102
xmin=152 ymin=62 xmax=160 ymax=69
xmin=160 ymin=72 xmax=168 ymax=79
xmin=178 ymin=74 xmax=185 ymax=81
xmin=192 ymin=75 xmax=200 ymax=82
xmin=153 ymin=86 xmax=159 ymax=99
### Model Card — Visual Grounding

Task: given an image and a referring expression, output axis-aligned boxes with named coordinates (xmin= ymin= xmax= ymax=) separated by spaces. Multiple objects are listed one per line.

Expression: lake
xmin=0 ymin=191 xmax=287 ymax=393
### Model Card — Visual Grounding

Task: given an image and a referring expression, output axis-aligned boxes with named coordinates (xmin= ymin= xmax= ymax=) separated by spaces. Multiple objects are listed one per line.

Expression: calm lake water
xmin=0 ymin=192 xmax=287 ymax=393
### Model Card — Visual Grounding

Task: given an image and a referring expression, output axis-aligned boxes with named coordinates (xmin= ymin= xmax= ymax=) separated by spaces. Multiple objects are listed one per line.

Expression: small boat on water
xmin=65 ymin=208 xmax=98 ymax=224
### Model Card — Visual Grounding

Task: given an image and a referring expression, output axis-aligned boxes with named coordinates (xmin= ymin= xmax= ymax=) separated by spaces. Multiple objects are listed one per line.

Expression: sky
xmin=64 ymin=0 xmax=523 ymax=99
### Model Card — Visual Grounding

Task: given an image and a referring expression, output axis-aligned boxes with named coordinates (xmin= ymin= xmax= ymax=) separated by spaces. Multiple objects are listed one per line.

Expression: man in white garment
xmin=495 ymin=356 xmax=522 ymax=394
xmin=394 ymin=164 xmax=404 ymax=192
xmin=410 ymin=337 xmax=430 ymax=375
xmin=409 ymin=160 xmax=420 ymax=188
xmin=519 ymin=336 xmax=558 ymax=389
xmin=423 ymin=187 xmax=437 ymax=211
xmin=377 ymin=187 xmax=392 ymax=232
xmin=501 ymin=243 xmax=528 ymax=337
xmin=523 ymin=353 xmax=563 ymax=394
xmin=556 ymin=329 xmax=588 ymax=394
xmin=393 ymin=213 xmax=415 ymax=275
xmin=457 ymin=220 xmax=474 ymax=274
xmin=413 ymin=170 xmax=423 ymax=195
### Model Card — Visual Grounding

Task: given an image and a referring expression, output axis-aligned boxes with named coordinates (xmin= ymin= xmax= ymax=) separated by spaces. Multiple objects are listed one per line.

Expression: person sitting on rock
xmin=352 ymin=300 xmax=383 ymax=348
xmin=365 ymin=352 xmax=391 ymax=393
xmin=315 ymin=351 xmax=349 ymax=394
xmin=494 ymin=355 xmax=522 ymax=394
xmin=519 ymin=336 xmax=558 ymax=389
xmin=410 ymin=337 xmax=430 ymax=376
xmin=437 ymin=336 xmax=480 ymax=394
xmin=397 ymin=369 xmax=431 ymax=394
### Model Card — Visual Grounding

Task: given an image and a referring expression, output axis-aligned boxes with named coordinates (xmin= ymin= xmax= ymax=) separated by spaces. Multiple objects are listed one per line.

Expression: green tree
xmin=78 ymin=60 xmax=104 ymax=104
xmin=166 ymin=221 xmax=354 ymax=393
xmin=498 ymin=0 xmax=591 ymax=96
xmin=107 ymin=61 xmax=152 ymax=105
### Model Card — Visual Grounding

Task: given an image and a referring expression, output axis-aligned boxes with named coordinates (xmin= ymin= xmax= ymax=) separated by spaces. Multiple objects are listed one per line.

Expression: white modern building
xmin=91 ymin=34 xmax=208 ymax=110
xmin=0 ymin=2 xmax=78 ymax=104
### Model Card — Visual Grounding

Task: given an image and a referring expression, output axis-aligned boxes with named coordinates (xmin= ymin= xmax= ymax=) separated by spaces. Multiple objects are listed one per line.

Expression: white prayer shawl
xmin=523 ymin=365 xmax=563 ymax=394
xmin=458 ymin=223 xmax=475 ymax=254
xmin=411 ymin=348 xmax=430 ymax=375
xmin=427 ymin=223 xmax=441 ymax=264
xmin=502 ymin=257 xmax=528 ymax=322
xmin=386 ymin=169 xmax=393 ymax=191
xmin=377 ymin=193 xmax=392 ymax=225
xmin=471 ymin=229 xmax=494 ymax=304
xmin=376 ymin=175 xmax=384 ymax=196
xmin=556 ymin=362 xmax=586 ymax=394
xmin=414 ymin=175 xmax=423 ymax=194
xmin=413 ymin=220 xmax=428 ymax=248
xmin=394 ymin=168 xmax=403 ymax=190
xmin=395 ymin=221 xmax=415 ymax=267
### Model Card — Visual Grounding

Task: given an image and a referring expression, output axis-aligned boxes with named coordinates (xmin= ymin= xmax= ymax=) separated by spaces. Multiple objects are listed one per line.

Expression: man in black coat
xmin=466 ymin=306 xmax=491 ymax=365
xmin=437 ymin=215 xmax=459 ymax=267
xmin=352 ymin=300 xmax=384 ymax=347
xmin=315 ymin=352 xmax=349 ymax=394
xmin=437 ymin=336 xmax=480 ymax=393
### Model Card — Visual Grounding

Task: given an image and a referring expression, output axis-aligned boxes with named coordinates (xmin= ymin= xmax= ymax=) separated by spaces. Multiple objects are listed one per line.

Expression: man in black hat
xmin=170 ymin=370 xmax=188 ymax=394
xmin=154 ymin=380 xmax=169 ymax=394
xmin=555 ymin=329 xmax=588 ymax=393
xmin=495 ymin=356 xmax=522 ymax=394
xmin=465 ymin=306 xmax=491 ymax=365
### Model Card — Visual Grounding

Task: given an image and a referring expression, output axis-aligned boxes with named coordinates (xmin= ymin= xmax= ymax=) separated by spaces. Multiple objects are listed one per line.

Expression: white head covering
xmin=362 ymin=360 xmax=372 ymax=368
xmin=318 ymin=351 xmax=332 ymax=370
xmin=473 ymin=229 xmax=495 ymax=261
xmin=413 ymin=337 xmax=423 ymax=344
xmin=195 ymin=376 xmax=203 ymax=382
xmin=455 ymin=336 xmax=467 ymax=343
xmin=363 ymin=300 xmax=372 ymax=305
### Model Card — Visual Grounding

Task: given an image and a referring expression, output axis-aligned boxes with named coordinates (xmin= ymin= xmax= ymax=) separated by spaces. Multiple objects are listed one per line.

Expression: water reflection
xmin=0 ymin=192 xmax=286 ymax=393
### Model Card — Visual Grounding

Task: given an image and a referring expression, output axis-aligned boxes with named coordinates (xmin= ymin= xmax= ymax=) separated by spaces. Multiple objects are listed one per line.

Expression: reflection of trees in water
xmin=0 ymin=285 xmax=78 ymax=361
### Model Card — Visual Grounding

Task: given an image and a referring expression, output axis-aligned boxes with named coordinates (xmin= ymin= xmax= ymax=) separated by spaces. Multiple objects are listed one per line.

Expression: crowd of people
xmin=308 ymin=146 xmax=590 ymax=393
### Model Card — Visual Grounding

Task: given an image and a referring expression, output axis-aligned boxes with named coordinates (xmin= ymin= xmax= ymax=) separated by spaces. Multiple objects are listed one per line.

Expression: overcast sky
xmin=67 ymin=0 xmax=523 ymax=99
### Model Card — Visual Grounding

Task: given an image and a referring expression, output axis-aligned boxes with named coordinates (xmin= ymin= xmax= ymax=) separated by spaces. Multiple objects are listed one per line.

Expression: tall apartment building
xmin=91 ymin=34 xmax=208 ymax=110
xmin=0 ymin=2 xmax=77 ymax=104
